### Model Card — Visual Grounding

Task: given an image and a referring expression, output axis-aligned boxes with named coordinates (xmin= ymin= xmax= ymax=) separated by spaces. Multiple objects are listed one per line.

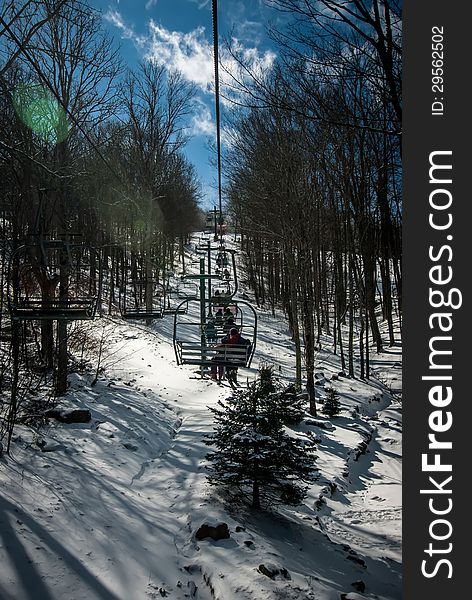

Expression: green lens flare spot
xmin=135 ymin=219 xmax=146 ymax=232
xmin=12 ymin=84 xmax=69 ymax=144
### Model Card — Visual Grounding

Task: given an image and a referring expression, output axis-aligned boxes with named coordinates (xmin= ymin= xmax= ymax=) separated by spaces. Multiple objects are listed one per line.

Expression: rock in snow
xmin=258 ymin=562 xmax=291 ymax=579
xmin=351 ymin=579 xmax=366 ymax=592
xmin=45 ymin=408 xmax=91 ymax=424
xmin=195 ymin=522 xmax=230 ymax=541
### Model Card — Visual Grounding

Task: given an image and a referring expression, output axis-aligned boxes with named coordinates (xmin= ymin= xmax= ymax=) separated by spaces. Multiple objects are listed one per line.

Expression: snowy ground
xmin=0 ymin=237 xmax=402 ymax=600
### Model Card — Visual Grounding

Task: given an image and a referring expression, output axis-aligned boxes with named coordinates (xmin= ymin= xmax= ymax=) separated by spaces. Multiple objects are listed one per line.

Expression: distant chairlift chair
xmin=8 ymin=240 xmax=100 ymax=321
xmin=121 ymin=279 xmax=164 ymax=320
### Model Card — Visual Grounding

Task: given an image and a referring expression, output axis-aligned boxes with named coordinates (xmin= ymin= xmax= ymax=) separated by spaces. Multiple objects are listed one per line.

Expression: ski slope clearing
xmin=0 ymin=244 xmax=402 ymax=600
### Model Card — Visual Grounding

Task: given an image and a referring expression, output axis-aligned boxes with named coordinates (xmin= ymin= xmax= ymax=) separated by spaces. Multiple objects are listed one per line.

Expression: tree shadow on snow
xmin=0 ymin=493 xmax=121 ymax=600
xmin=230 ymin=505 xmax=401 ymax=598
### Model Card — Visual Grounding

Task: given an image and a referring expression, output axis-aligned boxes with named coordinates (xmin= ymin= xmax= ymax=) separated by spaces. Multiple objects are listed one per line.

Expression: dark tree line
xmin=0 ymin=0 xmax=202 ymax=448
xmin=0 ymin=0 xmax=402 ymax=447
xmin=224 ymin=0 xmax=402 ymax=412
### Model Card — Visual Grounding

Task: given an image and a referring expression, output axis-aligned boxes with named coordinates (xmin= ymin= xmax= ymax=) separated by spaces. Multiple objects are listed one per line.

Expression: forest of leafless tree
xmin=0 ymin=0 xmax=401 ymax=445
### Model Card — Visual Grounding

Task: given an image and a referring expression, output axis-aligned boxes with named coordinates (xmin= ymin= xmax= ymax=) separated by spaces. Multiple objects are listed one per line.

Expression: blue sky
xmin=92 ymin=0 xmax=279 ymax=209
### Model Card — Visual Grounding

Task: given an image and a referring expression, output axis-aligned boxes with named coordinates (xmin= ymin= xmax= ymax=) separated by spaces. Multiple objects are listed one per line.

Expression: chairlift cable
xmin=211 ymin=0 xmax=223 ymax=237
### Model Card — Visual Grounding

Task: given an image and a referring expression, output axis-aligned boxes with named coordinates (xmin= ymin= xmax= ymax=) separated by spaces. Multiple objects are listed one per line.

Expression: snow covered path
xmin=313 ymin=344 xmax=402 ymax=566
xmin=1 ymin=312 xmax=402 ymax=599
xmin=0 ymin=320 xmax=226 ymax=600
xmin=317 ymin=405 xmax=402 ymax=562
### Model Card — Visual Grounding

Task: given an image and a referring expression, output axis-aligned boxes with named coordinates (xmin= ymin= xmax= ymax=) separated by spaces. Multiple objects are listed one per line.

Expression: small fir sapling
xmin=322 ymin=387 xmax=342 ymax=418
xmin=205 ymin=364 xmax=318 ymax=509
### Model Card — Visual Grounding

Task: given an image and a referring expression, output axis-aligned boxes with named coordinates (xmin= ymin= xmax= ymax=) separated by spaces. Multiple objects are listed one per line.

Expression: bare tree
xmin=1 ymin=0 xmax=122 ymax=394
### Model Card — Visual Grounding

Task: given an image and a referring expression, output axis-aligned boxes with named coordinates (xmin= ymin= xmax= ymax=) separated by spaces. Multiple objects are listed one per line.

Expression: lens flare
xmin=13 ymin=84 xmax=69 ymax=144
xmin=134 ymin=219 xmax=146 ymax=232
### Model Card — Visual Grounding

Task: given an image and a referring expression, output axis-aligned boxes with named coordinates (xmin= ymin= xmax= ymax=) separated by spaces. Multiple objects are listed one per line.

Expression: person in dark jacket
xmin=222 ymin=316 xmax=237 ymax=335
xmin=214 ymin=308 xmax=224 ymax=326
xmin=211 ymin=328 xmax=251 ymax=383
xmin=204 ymin=319 xmax=217 ymax=343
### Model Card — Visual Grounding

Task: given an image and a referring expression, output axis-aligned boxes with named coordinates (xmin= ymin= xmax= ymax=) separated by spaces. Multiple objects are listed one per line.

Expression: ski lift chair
xmin=210 ymin=285 xmax=234 ymax=307
xmin=121 ymin=279 xmax=164 ymax=320
xmin=8 ymin=241 xmax=100 ymax=321
xmin=176 ymin=282 xmax=199 ymax=300
xmin=162 ymin=294 xmax=189 ymax=316
xmin=173 ymin=298 xmax=257 ymax=370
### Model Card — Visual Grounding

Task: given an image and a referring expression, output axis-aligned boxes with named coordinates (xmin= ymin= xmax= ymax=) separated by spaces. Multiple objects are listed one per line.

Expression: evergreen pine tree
xmin=258 ymin=363 xmax=306 ymax=425
xmin=205 ymin=365 xmax=318 ymax=509
xmin=322 ymin=387 xmax=342 ymax=418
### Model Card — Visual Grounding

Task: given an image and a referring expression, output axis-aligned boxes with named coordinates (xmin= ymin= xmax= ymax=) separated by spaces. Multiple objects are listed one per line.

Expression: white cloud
xmin=104 ymin=10 xmax=131 ymax=36
xmin=189 ymin=101 xmax=238 ymax=153
xmin=146 ymin=22 xmax=215 ymax=92
xmin=104 ymin=11 xmax=276 ymax=117
xmin=227 ymin=37 xmax=276 ymax=82
xmin=105 ymin=11 xmax=276 ymax=95
xmin=187 ymin=0 xmax=211 ymax=9
xmin=145 ymin=21 xmax=276 ymax=99
xmin=191 ymin=98 xmax=215 ymax=136
xmin=145 ymin=0 xmax=158 ymax=10
xmin=104 ymin=10 xmax=147 ymax=47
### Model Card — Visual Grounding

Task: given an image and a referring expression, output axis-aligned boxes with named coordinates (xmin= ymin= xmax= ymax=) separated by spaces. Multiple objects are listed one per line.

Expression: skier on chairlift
xmin=210 ymin=328 xmax=251 ymax=384
xmin=204 ymin=318 xmax=217 ymax=344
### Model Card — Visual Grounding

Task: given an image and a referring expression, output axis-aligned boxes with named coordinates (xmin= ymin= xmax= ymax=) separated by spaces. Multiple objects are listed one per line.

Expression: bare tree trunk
xmin=56 ymin=243 xmax=69 ymax=395
xmin=348 ymin=261 xmax=355 ymax=378
xmin=6 ymin=319 xmax=21 ymax=454
xmin=252 ymin=479 xmax=261 ymax=510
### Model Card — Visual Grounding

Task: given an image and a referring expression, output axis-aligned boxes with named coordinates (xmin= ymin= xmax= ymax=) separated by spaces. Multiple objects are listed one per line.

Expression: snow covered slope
xmin=0 ymin=237 xmax=402 ymax=600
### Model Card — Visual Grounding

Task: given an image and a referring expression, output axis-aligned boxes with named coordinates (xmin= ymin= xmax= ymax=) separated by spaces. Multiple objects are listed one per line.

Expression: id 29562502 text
xmin=431 ymin=26 xmax=445 ymax=116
